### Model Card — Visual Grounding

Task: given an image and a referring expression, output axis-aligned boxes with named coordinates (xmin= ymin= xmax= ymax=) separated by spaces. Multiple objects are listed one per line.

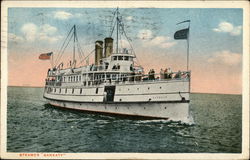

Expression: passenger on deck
xmin=167 ymin=68 xmax=173 ymax=79
xmin=160 ymin=68 xmax=164 ymax=79
xmin=174 ymin=70 xmax=182 ymax=79
xmin=149 ymin=69 xmax=155 ymax=80
xmin=135 ymin=71 xmax=142 ymax=81
xmin=131 ymin=71 xmax=135 ymax=81
xmin=112 ymin=65 xmax=117 ymax=70
xmin=130 ymin=64 xmax=133 ymax=71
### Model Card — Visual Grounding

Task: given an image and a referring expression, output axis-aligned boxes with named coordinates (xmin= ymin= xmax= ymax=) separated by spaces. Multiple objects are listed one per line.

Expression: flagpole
xmin=52 ymin=53 xmax=54 ymax=68
xmin=187 ymin=22 xmax=190 ymax=71
xmin=187 ymin=21 xmax=191 ymax=95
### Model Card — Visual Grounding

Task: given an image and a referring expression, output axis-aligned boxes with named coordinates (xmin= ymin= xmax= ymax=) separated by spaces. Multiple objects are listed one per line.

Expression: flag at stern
xmin=39 ymin=52 xmax=53 ymax=60
xmin=174 ymin=28 xmax=189 ymax=40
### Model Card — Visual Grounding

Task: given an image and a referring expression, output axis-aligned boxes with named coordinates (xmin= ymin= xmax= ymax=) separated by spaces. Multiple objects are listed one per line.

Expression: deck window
xmin=118 ymin=56 xmax=123 ymax=60
xmin=112 ymin=56 xmax=118 ymax=60
xmin=124 ymin=56 xmax=129 ymax=61
xmin=65 ymin=88 xmax=67 ymax=93
xmin=112 ymin=74 xmax=117 ymax=80
xmin=96 ymin=88 xmax=98 ymax=94
xmin=80 ymin=88 xmax=82 ymax=94
xmin=72 ymin=88 xmax=74 ymax=94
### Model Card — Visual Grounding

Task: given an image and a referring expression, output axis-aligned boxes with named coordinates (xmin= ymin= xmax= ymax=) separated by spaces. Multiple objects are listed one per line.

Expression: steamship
xmin=43 ymin=9 xmax=191 ymax=121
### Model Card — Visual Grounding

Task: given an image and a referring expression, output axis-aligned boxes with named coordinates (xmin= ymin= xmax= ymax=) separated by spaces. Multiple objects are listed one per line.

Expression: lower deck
xmin=47 ymin=99 xmax=190 ymax=121
xmin=44 ymin=79 xmax=190 ymax=103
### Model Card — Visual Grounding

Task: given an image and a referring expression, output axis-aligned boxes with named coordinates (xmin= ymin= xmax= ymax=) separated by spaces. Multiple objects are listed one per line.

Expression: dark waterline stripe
xmin=44 ymin=96 xmax=190 ymax=104
xmin=49 ymin=102 xmax=170 ymax=120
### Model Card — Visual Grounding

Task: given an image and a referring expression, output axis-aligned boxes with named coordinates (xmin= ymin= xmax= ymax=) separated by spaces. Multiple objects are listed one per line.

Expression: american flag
xmin=39 ymin=52 xmax=53 ymax=60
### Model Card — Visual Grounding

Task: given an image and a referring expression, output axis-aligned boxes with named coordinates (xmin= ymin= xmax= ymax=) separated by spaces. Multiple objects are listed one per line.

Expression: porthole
xmin=165 ymin=107 xmax=167 ymax=109
xmin=137 ymin=88 xmax=139 ymax=90
xmin=120 ymin=99 xmax=122 ymax=101
xmin=144 ymin=107 xmax=146 ymax=109
xmin=160 ymin=87 xmax=162 ymax=89
xmin=148 ymin=87 xmax=150 ymax=90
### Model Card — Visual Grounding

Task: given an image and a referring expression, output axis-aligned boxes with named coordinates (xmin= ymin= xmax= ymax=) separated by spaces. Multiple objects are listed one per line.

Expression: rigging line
xmin=75 ymin=32 xmax=86 ymax=60
xmin=78 ymin=49 xmax=95 ymax=65
xmin=76 ymin=42 xmax=85 ymax=66
xmin=119 ymin=20 xmax=141 ymax=66
xmin=54 ymin=28 xmax=74 ymax=65
xmin=74 ymin=30 xmax=85 ymax=58
xmin=54 ymin=26 xmax=74 ymax=65
xmin=55 ymin=32 xmax=74 ymax=66
xmin=109 ymin=8 xmax=118 ymax=37
xmin=55 ymin=33 xmax=74 ymax=66
xmin=74 ymin=32 xmax=84 ymax=62
xmin=109 ymin=18 xmax=116 ymax=37
xmin=109 ymin=9 xmax=117 ymax=36
xmin=119 ymin=22 xmax=123 ymax=49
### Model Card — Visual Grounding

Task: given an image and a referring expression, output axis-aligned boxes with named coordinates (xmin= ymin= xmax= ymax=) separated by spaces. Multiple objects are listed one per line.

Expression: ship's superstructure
xmin=43 ymin=8 xmax=191 ymax=121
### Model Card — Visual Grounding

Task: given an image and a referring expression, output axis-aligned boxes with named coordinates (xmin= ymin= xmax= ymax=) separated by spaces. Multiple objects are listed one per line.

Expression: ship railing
xmin=45 ymin=80 xmax=62 ymax=86
xmin=87 ymin=71 xmax=190 ymax=85
xmin=122 ymin=71 xmax=190 ymax=82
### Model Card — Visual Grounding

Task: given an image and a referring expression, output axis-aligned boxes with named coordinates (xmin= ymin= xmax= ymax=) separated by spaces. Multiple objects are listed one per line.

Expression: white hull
xmin=44 ymin=80 xmax=191 ymax=121
xmin=47 ymin=99 xmax=190 ymax=121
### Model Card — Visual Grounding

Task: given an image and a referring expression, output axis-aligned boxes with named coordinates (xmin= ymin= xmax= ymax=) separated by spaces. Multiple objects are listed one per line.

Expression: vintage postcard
xmin=1 ymin=0 xmax=249 ymax=159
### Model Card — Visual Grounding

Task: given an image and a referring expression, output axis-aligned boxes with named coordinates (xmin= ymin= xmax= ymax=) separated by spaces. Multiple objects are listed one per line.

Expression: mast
xmin=73 ymin=25 xmax=76 ymax=68
xmin=116 ymin=8 xmax=119 ymax=54
xmin=187 ymin=22 xmax=190 ymax=71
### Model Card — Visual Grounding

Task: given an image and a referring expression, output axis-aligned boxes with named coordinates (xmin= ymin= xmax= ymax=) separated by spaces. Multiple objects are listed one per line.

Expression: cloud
xmin=21 ymin=23 xmax=37 ymax=42
xmin=208 ymin=50 xmax=242 ymax=66
xmin=53 ymin=11 xmax=73 ymax=20
xmin=213 ymin=21 xmax=242 ymax=36
xmin=230 ymin=26 xmax=242 ymax=36
xmin=40 ymin=24 xmax=57 ymax=35
xmin=8 ymin=33 xmax=24 ymax=42
xmin=38 ymin=33 xmax=63 ymax=43
xmin=20 ymin=23 xmax=62 ymax=43
xmin=150 ymin=36 xmax=176 ymax=48
xmin=137 ymin=29 xmax=176 ymax=49
xmin=137 ymin=29 xmax=153 ymax=40
xmin=53 ymin=11 xmax=83 ymax=20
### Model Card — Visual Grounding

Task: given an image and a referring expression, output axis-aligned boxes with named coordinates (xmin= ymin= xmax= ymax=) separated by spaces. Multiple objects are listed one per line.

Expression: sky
xmin=7 ymin=8 xmax=243 ymax=94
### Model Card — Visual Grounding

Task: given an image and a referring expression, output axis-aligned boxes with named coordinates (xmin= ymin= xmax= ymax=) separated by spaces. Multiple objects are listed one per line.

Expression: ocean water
xmin=7 ymin=87 xmax=242 ymax=153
